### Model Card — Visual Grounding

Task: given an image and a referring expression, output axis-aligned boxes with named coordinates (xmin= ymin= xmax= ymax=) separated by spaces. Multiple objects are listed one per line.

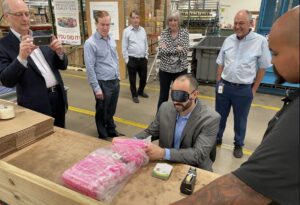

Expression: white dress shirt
xmin=11 ymin=29 xmax=58 ymax=88
xmin=122 ymin=25 xmax=148 ymax=64
xmin=216 ymin=31 xmax=272 ymax=84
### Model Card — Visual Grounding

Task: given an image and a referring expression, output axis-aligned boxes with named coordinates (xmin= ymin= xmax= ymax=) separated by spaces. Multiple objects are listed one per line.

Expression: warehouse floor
xmin=62 ymin=59 xmax=283 ymax=175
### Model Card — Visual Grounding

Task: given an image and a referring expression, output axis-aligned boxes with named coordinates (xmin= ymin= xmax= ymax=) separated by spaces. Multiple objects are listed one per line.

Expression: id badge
xmin=218 ymin=82 xmax=224 ymax=94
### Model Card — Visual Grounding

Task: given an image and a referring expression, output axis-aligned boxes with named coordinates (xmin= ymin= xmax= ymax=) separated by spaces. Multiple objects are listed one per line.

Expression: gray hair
xmin=2 ymin=0 xmax=11 ymax=13
xmin=167 ymin=10 xmax=182 ymax=25
xmin=236 ymin=9 xmax=253 ymax=22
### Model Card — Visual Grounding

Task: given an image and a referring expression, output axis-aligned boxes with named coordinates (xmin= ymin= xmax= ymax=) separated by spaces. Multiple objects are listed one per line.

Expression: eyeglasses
xmin=8 ymin=12 xmax=30 ymax=17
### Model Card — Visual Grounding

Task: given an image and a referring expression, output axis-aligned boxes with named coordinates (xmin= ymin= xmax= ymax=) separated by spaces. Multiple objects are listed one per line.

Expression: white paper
xmin=89 ymin=1 xmax=120 ymax=40
xmin=53 ymin=0 xmax=81 ymax=45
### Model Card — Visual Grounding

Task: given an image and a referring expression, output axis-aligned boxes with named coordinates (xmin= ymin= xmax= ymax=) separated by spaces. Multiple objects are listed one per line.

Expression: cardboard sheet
xmin=0 ymin=99 xmax=54 ymax=158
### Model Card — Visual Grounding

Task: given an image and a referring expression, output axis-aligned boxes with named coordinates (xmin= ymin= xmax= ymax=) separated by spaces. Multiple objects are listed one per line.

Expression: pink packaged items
xmin=62 ymin=139 xmax=149 ymax=202
xmin=112 ymin=138 xmax=149 ymax=167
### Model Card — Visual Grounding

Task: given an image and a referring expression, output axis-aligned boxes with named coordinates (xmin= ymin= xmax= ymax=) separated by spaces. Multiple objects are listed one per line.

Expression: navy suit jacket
xmin=0 ymin=31 xmax=68 ymax=116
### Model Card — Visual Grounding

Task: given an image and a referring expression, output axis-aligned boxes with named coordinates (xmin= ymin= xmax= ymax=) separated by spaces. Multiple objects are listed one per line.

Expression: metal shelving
xmin=172 ymin=0 xmax=220 ymax=35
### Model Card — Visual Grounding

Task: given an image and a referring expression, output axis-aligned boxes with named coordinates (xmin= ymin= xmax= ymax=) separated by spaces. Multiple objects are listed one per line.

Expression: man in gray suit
xmin=136 ymin=74 xmax=220 ymax=171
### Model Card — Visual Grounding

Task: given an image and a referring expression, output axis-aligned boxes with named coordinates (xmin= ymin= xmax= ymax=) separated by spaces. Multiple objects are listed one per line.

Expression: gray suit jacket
xmin=136 ymin=99 xmax=220 ymax=171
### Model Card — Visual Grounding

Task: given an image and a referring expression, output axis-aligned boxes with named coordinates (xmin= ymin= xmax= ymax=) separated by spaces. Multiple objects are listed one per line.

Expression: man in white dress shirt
xmin=122 ymin=10 xmax=149 ymax=103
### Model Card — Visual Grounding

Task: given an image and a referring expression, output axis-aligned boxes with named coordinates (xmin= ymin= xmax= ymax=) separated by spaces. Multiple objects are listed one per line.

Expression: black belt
xmin=99 ymin=79 xmax=118 ymax=83
xmin=47 ymin=85 xmax=60 ymax=93
xmin=221 ymin=79 xmax=251 ymax=87
xmin=129 ymin=56 xmax=146 ymax=61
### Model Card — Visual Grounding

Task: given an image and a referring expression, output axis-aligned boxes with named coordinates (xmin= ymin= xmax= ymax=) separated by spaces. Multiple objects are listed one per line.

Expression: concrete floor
xmin=61 ymin=60 xmax=283 ymax=175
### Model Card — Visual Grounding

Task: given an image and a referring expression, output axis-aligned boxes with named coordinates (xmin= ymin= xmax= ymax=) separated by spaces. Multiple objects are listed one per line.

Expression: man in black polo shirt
xmin=171 ymin=6 xmax=299 ymax=205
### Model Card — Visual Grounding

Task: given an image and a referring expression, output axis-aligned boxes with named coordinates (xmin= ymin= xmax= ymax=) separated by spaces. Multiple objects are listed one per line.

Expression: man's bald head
xmin=271 ymin=6 xmax=299 ymax=46
xmin=2 ymin=0 xmax=27 ymax=13
xmin=269 ymin=6 xmax=300 ymax=84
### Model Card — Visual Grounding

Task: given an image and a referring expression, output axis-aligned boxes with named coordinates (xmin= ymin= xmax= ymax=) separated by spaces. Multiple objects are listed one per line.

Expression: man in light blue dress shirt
xmin=122 ymin=10 xmax=149 ymax=103
xmin=84 ymin=10 xmax=121 ymax=139
xmin=215 ymin=10 xmax=272 ymax=158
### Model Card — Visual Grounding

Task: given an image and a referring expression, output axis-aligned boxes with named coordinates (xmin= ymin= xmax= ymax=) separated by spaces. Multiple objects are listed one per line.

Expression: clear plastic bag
xmin=62 ymin=139 xmax=149 ymax=203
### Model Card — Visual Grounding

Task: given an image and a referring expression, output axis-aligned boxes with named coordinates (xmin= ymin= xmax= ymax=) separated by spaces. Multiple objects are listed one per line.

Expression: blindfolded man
xmin=135 ymin=74 xmax=220 ymax=171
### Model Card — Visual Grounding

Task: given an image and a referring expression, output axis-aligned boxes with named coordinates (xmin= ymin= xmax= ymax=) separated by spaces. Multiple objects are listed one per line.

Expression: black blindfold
xmin=171 ymin=90 xmax=192 ymax=102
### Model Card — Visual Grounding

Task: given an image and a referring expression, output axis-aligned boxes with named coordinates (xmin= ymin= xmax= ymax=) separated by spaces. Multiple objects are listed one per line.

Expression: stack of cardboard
xmin=140 ymin=0 xmax=155 ymax=34
xmin=123 ymin=0 xmax=171 ymax=54
xmin=126 ymin=0 xmax=140 ymax=15
xmin=65 ymin=45 xmax=84 ymax=67
xmin=0 ymin=99 xmax=54 ymax=158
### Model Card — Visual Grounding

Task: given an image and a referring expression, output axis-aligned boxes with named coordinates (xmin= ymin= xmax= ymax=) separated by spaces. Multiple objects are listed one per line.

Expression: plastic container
xmin=193 ymin=36 xmax=226 ymax=83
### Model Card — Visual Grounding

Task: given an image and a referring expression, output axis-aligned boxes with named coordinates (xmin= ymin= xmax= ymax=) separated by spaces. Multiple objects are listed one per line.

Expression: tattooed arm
xmin=170 ymin=174 xmax=271 ymax=205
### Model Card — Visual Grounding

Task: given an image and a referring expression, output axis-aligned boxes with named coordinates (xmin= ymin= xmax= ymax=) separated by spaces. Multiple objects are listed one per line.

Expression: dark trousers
xmin=48 ymin=87 xmax=65 ymax=128
xmin=215 ymin=80 xmax=253 ymax=147
xmin=127 ymin=57 xmax=148 ymax=97
xmin=95 ymin=79 xmax=120 ymax=139
xmin=157 ymin=69 xmax=187 ymax=110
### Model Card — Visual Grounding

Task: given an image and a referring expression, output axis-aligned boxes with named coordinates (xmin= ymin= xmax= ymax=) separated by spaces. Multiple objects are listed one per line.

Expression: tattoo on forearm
xmin=170 ymin=174 xmax=271 ymax=205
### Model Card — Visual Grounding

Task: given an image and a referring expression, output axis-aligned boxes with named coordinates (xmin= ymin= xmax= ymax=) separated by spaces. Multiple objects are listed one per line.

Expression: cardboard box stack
xmin=125 ymin=0 xmax=140 ymax=27
xmin=123 ymin=0 xmax=170 ymax=54
xmin=0 ymin=99 xmax=54 ymax=158
xmin=65 ymin=45 xmax=84 ymax=67
xmin=140 ymin=0 xmax=155 ymax=34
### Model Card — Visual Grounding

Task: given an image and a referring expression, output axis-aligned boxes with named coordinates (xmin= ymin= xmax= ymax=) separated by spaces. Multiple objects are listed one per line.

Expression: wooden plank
xmin=111 ymin=163 xmax=220 ymax=205
xmin=1 ymin=127 xmax=220 ymax=204
xmin=0 ymin=161 xmax=102 ymax=205
xmin=2 ymin=127 xmax=109 ymax=183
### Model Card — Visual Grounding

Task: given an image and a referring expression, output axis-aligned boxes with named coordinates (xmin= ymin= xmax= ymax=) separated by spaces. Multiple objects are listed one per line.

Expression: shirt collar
xmin=236 ymin=30 xmax=255 ymax=41
xmin=11 ymin=28 xmax=32 ymax=41
xmin=96 ymin=31 xmax=110 ymax=40
xmin=129 ymin=25 xmax=140 ymax=31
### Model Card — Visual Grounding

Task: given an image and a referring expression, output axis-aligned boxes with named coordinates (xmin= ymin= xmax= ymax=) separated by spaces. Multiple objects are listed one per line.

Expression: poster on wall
xmin=89 ymin=1 xmax=119 ymax=40
xmin=53 ymin=0 xmax=81 ymax=45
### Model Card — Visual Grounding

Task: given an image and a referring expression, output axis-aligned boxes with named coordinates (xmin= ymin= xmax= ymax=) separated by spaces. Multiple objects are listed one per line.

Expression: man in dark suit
xmin=0 ymin=0 xmax=68 ymax=128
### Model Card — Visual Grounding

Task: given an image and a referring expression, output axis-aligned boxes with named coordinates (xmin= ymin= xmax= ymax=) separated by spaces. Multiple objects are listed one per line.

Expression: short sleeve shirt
xmin=233 ymin=89 xmax=300 ymax=204
xmin=216 ymin=31 xmax=272 ymax=84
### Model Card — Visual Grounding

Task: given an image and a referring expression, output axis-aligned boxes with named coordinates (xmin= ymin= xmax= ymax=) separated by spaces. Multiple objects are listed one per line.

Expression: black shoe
xmin=233 ymin=146 xmax=243 ymax=158
xmin=108 ymin=130 xmax=125 ymax=138
xmin=132 ymin=97 xmax=139 ymax=103
xmin=138 ymin=92 xmax=149 ymax=98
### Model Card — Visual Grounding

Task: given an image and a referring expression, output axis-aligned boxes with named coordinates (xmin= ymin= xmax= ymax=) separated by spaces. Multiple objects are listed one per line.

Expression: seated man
xmin=136 ymin=74 xmax=220 ymax=171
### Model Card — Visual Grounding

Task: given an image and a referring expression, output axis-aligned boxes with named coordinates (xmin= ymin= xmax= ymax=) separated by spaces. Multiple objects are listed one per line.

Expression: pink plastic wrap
xmin=62 ymin=139 xmax=149 ymax=202
xmin=112 ymin=138 xmax=149 ymax=167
